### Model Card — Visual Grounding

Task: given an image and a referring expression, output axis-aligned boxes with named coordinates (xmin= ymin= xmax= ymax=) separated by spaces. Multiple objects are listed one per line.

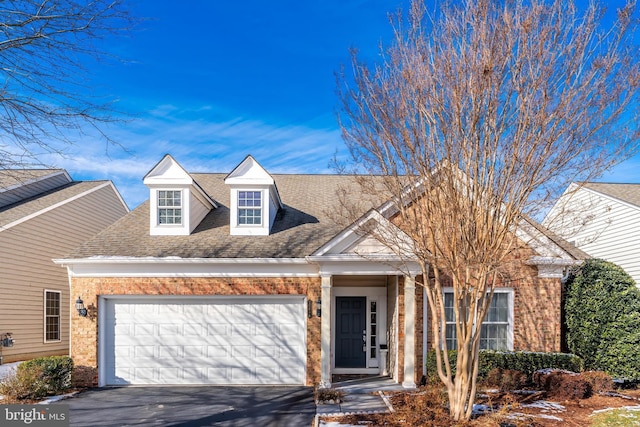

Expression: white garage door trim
xmin=98 ymin=295 xmax=306 ymax=386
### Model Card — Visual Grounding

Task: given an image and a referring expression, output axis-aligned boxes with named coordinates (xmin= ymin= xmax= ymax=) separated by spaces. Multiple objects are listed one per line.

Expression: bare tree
xmin=0 ymin=0 xmax=132 ymax=169
xmin=337 ymin=0 xmax=639 ymax=420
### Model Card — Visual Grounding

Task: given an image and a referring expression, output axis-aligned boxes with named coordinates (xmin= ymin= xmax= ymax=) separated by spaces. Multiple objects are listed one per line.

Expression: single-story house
xmin=543 ymin=182 xmax=640 ymax=286
xmin=0 ymin=169 xmax=129 ymax=363
xmin=56 ymin=154 xmax=584 ymax=387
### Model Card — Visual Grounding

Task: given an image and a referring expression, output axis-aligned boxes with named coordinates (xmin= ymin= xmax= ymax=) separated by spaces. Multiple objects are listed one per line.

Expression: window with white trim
xmin=238 ymin=191 xmax=262 ymax=225
xmin=44 ymin=290 xmax=61 ymax=342
xmin=444 ymin=290 xmax=512 ymax=351
xmin=158 ymin=190 xmax=182 ymax=225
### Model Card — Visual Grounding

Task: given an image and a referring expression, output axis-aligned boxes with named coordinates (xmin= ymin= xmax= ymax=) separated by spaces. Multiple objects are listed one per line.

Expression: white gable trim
xmin=144 ymin=154 xmax=217 ymax=208
xmin=225 ymin=155 xmax=272 ymax=183
xmin=0 ymin=182 xmax=115 ymax=232
xmin=224 ymin=155 xmax=282 ymax=208
xmin=143 ymin=154 xmax=193 ymax=185
xmin=313 ymin=209 xmax=415 ymax=257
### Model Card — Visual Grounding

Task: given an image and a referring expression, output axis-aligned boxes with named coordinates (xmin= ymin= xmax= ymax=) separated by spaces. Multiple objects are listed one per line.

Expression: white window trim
xmin=442 ymin=287 xmax=514 ymax=351
xmin=237 ymin=190 xmax=263 ymax=227
xmin=157 ymin=189 xmax=183 ymax=226
xmin=44 ymin=290 xmax=62 ymax=343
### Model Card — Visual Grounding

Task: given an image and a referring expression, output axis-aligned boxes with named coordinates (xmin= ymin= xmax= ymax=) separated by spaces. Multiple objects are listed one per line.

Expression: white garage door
xmin=102 ymin=297 xmax=306 ymax=385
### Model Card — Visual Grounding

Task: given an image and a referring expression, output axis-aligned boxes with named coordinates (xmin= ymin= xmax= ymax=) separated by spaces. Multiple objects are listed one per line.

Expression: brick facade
xmin=423 ymin=264 xmax=562 ymax=353
xmin=70 ymin=265 xmax=561 ymax=388
xmin=71 ymin=276 xmax=321 ymax=386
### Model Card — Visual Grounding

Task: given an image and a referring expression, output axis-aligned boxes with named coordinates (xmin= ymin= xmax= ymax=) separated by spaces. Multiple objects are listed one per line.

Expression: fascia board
xmin=54 ymin=257 xmax=318 ymax=278
xmin=224 ymin=155 xmax=274 ymax=184
xmin=143 ymin=154 xmax=193 ymax=184
xmin=514 ymin=219 xmax=574 ymax=260
xmin=312 ymin=209 xmax=380 ymax=256
xmin=307 ymin=257 xmax=422 ymax=276
xmin=107 ymin=181 xmax=130 ymax=213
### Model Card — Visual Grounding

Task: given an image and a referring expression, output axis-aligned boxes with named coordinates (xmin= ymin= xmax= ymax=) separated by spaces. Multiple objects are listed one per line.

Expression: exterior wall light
xmin=1 ymin=333 xmax=14 ymax=348
xmin=316 ymin=298 xmax=321 ymax=317
xmin=75 ymin=297 xmax=88 ymax=317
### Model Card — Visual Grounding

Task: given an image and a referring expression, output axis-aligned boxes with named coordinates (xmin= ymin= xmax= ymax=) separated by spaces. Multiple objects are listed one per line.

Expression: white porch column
xmin=403 ymin=275 xmax=416 ymax=388
xmin=320 ymin=275 xmax=333 ymax=388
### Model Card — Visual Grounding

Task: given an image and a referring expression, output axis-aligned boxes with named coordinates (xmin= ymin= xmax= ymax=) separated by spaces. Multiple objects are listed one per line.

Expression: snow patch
xmin=472 ymin=404 xmax=492 ymax=415
xmin=509 ymin=412 xmax=564 ymax=422
xmin=590 ymin=405 xmax=640 ymax=416
xmin=521 ymin=400 xmax=566 ymax=412
xmin=38 ymin=392 xmax=78 ymax=404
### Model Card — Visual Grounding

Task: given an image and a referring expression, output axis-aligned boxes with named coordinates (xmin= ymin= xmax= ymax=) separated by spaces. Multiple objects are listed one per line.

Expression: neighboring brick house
xmin=543 ymin=182 xmax=640 ymax=286
xmin=0 ymin=169 xmax=129 ymax=363
xmin=56 ymin=154 xmax=584 ymax=388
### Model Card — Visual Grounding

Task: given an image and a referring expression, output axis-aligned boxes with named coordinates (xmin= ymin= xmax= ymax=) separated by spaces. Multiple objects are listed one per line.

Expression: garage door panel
xmin=207 ymin=324 xmax=230 ymax=335
xmin=158 ymin=324 xmax=181 ymax=335
xmin=158 ymin=346 xmax=181 ymax=358
xmin=104 ymin=297 xmax=306 ymax=385
xmin=207 ymin=346 xmax=229 ymax=358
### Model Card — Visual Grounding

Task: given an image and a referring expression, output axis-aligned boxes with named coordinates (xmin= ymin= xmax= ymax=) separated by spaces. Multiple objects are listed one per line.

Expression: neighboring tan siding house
xmin=0 ymin=169 xmax=129 ymax=363
xmin=56 ymin=155 xmax=584 ymax=388
xmin=543 ymin=182 xmax=640 ymax=286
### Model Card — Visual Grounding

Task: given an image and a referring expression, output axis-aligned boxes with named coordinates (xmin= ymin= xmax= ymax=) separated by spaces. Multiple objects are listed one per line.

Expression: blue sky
xmin=46 ymin=0 xmax=639 ymax=208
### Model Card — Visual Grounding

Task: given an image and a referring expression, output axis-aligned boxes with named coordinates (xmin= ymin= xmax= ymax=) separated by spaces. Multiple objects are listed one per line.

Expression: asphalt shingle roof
xmin=0 ymin=181 xmax=110 ymax=228
xmin=0 ymin=169 xmax=63 ymax=189
xmin=69 ymin=172 xmax=586 ymax=261
xmin=69 ymin=174 xmax=368 ymax=259
xmin=583 ymin=182 xmax=640 ymax=208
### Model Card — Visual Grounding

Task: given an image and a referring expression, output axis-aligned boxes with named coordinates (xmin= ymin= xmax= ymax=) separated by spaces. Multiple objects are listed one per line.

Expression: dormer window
xmin=238 ymin=191 xmax=262 ymax=225
xmin=225 ymin=155 xmax=283 ymax=236
xmin=144 ymin=154 xmax=217 ymax=236
xmin=158 ymin=190 xmax=182 ymax=225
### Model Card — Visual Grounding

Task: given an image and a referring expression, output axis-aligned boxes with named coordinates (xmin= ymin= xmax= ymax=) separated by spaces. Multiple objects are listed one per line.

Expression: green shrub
xmin=1 ymin=356 xmax=75 ymax=399
xmin=565 ymin=259 xmax=640 ymax=380
xmin=425 ymin=350 xmax=582 ymax=382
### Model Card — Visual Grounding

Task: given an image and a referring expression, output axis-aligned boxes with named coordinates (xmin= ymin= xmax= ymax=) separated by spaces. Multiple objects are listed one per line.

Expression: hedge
xmin=565 ymin=258 xmax=640 ymax=380
xmin=18 ymin=355 xmax=74 ymax=397
xmin=425 ymin=350 xmax=583 ymax=380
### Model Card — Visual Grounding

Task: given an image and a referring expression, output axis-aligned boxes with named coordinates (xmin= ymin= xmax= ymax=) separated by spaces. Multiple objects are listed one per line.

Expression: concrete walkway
xmin=316 ymin=376 xmax=403 ymax=417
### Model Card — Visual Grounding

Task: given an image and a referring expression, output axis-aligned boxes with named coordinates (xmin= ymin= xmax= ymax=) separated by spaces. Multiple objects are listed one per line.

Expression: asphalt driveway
xmin=54 ymin=386 xmax=315 ymax=426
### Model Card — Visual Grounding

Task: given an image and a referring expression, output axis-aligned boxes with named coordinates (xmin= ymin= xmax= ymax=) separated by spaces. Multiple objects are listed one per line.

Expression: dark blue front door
xmin=335 ymin=297 xmax=366 ymax=368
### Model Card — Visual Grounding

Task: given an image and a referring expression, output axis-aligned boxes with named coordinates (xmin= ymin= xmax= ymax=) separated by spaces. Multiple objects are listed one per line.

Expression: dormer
xmin=224 ymin=155 xmax=282 ymax=236
xmin=143 ymin=154 xmax=217 ymax=236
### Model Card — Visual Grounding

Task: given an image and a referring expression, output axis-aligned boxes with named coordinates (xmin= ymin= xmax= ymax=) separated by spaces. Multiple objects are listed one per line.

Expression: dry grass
xmin=321 ymin=376 xmax=640 ymax=427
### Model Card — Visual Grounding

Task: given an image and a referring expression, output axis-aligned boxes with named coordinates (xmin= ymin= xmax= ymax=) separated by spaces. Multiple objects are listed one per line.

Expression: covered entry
xmin=331 ymin=278 xmax=388 ymax=375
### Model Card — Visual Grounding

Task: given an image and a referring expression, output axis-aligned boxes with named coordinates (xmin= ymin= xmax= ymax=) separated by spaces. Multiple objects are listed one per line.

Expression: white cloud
xmin=43 ymin=105 xmax=346 ymax=208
